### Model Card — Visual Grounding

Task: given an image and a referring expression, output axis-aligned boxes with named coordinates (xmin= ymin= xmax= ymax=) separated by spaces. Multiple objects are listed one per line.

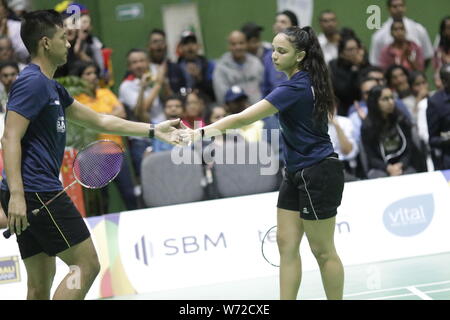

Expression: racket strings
xmin=73 ymin=141 xmax=124 ymax=189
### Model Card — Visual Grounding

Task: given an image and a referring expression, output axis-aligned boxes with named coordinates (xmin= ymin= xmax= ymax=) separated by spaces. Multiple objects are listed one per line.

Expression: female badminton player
xmin=0 ymin=10 xmax=184 ymax=300
xmin=183 ymin=26 xmax=345 ymax=300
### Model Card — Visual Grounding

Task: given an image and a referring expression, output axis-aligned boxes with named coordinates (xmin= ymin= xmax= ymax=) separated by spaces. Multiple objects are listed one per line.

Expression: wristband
xmin=149 ymin=124 xmax=155 ymax=139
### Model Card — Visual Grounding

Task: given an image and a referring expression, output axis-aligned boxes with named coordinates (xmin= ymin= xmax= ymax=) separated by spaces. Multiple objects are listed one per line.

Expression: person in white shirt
xmin=317 ymin=10 xmax=340 ymax=65
xmin=369 ymin=0 xmax=434 ymax=68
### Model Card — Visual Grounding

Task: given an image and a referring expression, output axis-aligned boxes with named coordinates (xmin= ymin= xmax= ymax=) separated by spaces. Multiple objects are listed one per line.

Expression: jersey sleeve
xmin=264 ymin=84 xmax=303 ymax=112
xmin=7 ymin=75 xmax=49 ymax=121
xmin=55 ymin=82 xmax=75 ymax=108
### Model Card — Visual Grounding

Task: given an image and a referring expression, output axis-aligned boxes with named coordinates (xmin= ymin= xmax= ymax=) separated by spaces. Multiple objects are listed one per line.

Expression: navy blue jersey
xmin=265 ymin=71 xmax=334 ymax=172
xmin=1 ymin=64 xmax=74 ymax=192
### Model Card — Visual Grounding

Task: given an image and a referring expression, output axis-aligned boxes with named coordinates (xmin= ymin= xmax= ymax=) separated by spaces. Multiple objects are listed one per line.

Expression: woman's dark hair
xmin=70 ymin=61 xmax=100 ymax=78
xmin=21 ymin=10 xmax=64 ymax=56
xmin=281 ymin=26 xmax=334 ymax=123
xmin=438 ymin=16 xmax=450 ymax=52
xmin=277 ymin=10 xmax=299 ymax=27
xmin=338 ymin=28 xmax=362 ymax=55
xmin=385 ymin=64 xmax=409 ymax=88
xmin=366 ymin=85 xmax=400 ymax=137
xmin=408 ymin=70 xmax=426 ymax=87
xmin=390 ymin=17 xmax=405 ymax=31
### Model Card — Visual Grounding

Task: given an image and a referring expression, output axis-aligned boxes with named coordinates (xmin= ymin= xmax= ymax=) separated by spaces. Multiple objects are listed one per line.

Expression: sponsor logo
xmin=134 ymin=233 xmax=227 ymax=266
xmin=56 ymin=116 xmax=65 ymax=133
xmin=0 ymin=256 xmax=21 ymax=284
xmin=383 ymin=194 xmax=434 ymax=237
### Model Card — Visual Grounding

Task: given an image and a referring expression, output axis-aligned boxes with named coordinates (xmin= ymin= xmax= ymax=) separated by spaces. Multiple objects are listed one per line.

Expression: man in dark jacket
xmin=426 ymin=63 xmax=450 ymax=169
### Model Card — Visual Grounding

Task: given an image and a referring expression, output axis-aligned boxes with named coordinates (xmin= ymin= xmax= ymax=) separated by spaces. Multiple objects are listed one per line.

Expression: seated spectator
xmin=151 ymin=95 xmax=185 ymax=153
xmin=262 ymin=10 xmax=299 ymax=96
xmin=223 ymin=85 xmax=264 ymax=143
xmin=147 ymin=28 xmax=187 ymax=98
xmin=177 ymin=30 xmax=215 ymax=104
xmin=359 ymin=65 xmax=386 ymax=85
xmin=182 ymin=90 xmax=206 ymax=129
xmin=0 ymin=61 xmax=18 ymax=110
xmin=426 ymin=63 xmax=450 ymax=170
xmin=329 ymin=30 xmax=370 ymax=115
xmin=433 ymin=16 xmax=450 ymax=72
xmin=213 ymin=30 xmax=264 ymax=105
xmin=0 ymin=0 xmax=27 ymax=63
xmin=0 ymin=36 xmax=25 ymax=69
xmin=369 ymin=0 xmax=434 ymax=68
xmin=328 ymin=105 xmax=359 ymax=181
xmin=72 ymin=61 xmax=138 ymax=211
xmin=317 ymin=10 xmax=340 ymax=65
xmin=401 ymin=71 xmax=430 ymax=126
xmin=379 ymin=18 xmax=424 ymax=72
xmin=241 ymin=22 xmax=271 ymax=61
xmin=361 ymin=85 xmax=417 ymax=179
xmin=385 ymin=64 xmax=411 ymax=99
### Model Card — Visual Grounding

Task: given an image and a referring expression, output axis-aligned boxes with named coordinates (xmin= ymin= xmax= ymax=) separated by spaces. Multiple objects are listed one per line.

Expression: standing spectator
xmin=213 ymin=30 xmax=263 ymax=105
xmin=361 ymin=85 xmax=417 ymax=179
xmin=370 ymin=0 xmax=434 ymax=68
xmin=0 ymin=0 xmax=27 ymax=63
xmin=72 ymin=61 xmax=138 ymax=212
xmin=0 ymin=60 xmax=18 ymax=109
xmin=379 ymin=18 xmax=425 ymax=72
xmin=329 ymin=32 xmax=370 ymax=115
xmin=119 ymin=49 xmax=165 ymax=179
xmin=177 ymin=30 xmax=215 ymax=104
xmin=7 ymin=0 xmax=30 ymax=18
xmin=317 ymin=10 xmax=340 ymax=65
xmin=426 ymin=64 xmax=450 ymax=170
xmin=181 ymin=91 xmax=206 ymax=129
xmin=147 ymin=29 xmax=187 ymax=98
xmin=262 ymin=10 xmax=299 ymax=96
xmin=433 ymin=16 xmax=450 ymax=72
xmin=241 ymin=22 xmax=271 ymax=62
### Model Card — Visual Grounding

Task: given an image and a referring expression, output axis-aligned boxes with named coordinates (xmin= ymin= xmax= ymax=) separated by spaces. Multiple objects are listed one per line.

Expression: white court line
xmin=406 ymin=287 xmax=433 ymax=300
xmin=424 ymin=288 xmax=450 ymax=294
xmin=370 ymin=293 xmax=415 ymax=300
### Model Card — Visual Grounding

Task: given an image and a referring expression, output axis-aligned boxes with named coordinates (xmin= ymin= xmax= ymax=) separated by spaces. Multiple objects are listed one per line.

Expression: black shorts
xmin=277 ymin=153 xmax=345 ymax=220
xmin=0 ymin=190 xmax=90 ymax=260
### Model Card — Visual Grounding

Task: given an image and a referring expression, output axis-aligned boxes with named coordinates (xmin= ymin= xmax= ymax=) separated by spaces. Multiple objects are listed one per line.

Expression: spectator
xmin=147 ymin=28 xmax=187 ymax=98
xmin=433 ymin=16 xmax=450 ymax=72
xmin=426 ymin=63 xmax=450 ymax=170
xmin=182 ymin=91 xmax=206 ymax=129
xmin=119 ymin=49 xmax=165 ymax=179
xmin=0 ymin=60 xmax=18 ymax=109
xmin=370 ymin=0 xmax=434 ymax=68
xmin=361 ymin=85 xmax=417 ymax=178
xmin=241 ymin=22 xmax=271 ymax=61
xmin=328 ymin=105 xmax=359 ymax=182
xmin=177 ymin=30 xmax=215 ymax=104
xmin=262 ymin=10 xmax=299 ymax=96
xmin=379 ymin=18 xmax=425 ymax=72
xmin=7 ymin=0 xmax=30 ymax=18
xmin=54 ymin=2 xmax=104 ymax=78
xmin=317 ymin=10 xmax=340 ymax=65
xmin=402 ymin=71 xmax=430 ymax=126
xmin=213 ymin=30 xmax=264 ymax=105
xmin=329 ymin=31 xmax=370 ymax=115
xmin=385 ymin=64 xmax=411 ymax=99
xmin=0 ymin=36 xmax=24 ymax=69
xmin=359 ymin=65 xmax=386 ymax=85
xmin=0 ymin=0 xmax=27 ymax=63
xmin=223 ymin=85 xmax=264 ymax=143
xmin=206 ymin=105 xmax=226 ymax=125
xmin=72 ymin=61 xmax=138 ymax=211
xmin=151 ymin=95 xmax=185 ymax=153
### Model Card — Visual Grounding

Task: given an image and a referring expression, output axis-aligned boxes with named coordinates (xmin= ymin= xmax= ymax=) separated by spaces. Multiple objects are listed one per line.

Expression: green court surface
xmin=105 ymin=252 xmax=450 ymax=300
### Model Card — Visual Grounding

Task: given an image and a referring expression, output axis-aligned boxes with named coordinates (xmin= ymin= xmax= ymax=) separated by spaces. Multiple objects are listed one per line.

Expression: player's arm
xmin=188 ymin=99 xmax=278 ymax=140
xmin=66 ymin=99 xmax=183 ymax=145
xmin=0 ymin=111 xmax=30 ymax=235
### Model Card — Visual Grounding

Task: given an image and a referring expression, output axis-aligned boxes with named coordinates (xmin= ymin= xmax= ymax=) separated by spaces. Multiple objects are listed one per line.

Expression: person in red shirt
xmin=380 ymin=18 xmax=425 ymax=72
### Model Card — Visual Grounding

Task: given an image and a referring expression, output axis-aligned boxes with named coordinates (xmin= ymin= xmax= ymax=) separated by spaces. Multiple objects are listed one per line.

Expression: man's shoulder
xmin=119 ymin=75 xmax=138 ymax=89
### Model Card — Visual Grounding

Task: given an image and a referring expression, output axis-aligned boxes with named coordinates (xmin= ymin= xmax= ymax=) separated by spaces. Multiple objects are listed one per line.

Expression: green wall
xmin=35 ymin=0 xmax=448 ymax=92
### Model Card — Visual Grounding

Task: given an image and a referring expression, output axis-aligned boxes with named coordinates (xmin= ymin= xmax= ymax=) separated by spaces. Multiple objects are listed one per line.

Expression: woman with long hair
xmin=182 ymin=26 xmax=345 ymax=300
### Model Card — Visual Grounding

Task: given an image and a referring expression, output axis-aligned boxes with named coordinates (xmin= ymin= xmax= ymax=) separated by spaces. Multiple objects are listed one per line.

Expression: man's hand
xmin=354 ymin=100 xmax=367 ymax=120
xmin=155 ymin=119 xmax=191 ymax=146
xmin=8 ymin=193 xmax=28 ymax=236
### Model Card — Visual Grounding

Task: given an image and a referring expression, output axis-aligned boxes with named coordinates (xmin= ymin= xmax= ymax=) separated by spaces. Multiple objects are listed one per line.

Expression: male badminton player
xmin=0 ymin=10 xmax=184 ymax=300
xmin=182 ymin=26 xmax=345 ymax=300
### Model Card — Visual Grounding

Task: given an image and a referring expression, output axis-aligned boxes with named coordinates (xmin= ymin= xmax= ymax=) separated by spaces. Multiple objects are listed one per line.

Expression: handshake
xmin=153 ymin=118 xmax=203 ymax=146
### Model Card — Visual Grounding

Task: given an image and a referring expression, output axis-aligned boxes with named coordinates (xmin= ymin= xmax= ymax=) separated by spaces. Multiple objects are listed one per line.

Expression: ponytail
xmin=281 ymin=26 xmax=335 ymax=124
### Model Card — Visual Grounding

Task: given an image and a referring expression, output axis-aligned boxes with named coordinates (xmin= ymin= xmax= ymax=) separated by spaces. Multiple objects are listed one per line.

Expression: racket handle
xmin=3 ymin=229 xmax=11 ymax=239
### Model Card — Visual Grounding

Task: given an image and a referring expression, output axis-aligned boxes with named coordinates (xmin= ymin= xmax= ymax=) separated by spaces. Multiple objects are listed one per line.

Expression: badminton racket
xmin=3 ymin=140 xmax=124 ymax=239
xmin=261 ymin=225 xmax=280 ymax=267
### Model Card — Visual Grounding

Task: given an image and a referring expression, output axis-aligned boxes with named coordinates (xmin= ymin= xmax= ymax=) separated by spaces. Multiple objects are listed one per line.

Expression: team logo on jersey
xmin=57 ymin=116 xmax=66 ymax=133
